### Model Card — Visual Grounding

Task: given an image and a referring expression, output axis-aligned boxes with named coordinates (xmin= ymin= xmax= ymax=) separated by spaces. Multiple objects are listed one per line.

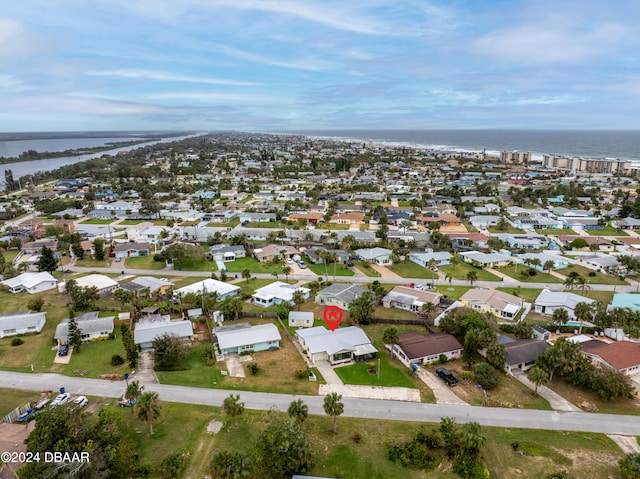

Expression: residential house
xmin=210 ymin=244 xmax=246 ymax=262
xmin=382 ymin=286 xmax=441 ymax=312
xmin=304 ymin=247 xmax=349 ymax=265
xmin=610 ymin=294 xmax=640 ymax=313
xmin=445 ymin=232 xmax=489 ymax=250
xmin=174 ymin=278 xmax=240 ymax=302
xmin=315 ymin=284 xmax=369 ymax=311
xmin=556 ymin=235 xmax=614 ymax=252
xmin=533 ymin=290 xmax=595 ymax=318
xmin=296 ymin=326 xmax=377 ymax=365
xmin=392 ymin=332 xmax=463 ymax=367
xmin=287 ymin=212 xmax=324 ymax=225
xmin=21 ymin=239 xmax=58 ymax=254
xmin=580 ymin=340 xmax=640 ymax=375
xmin=576 ymin=254 xmax=620 ymax=273
xmin=54 ymin=311 xmax=114 ymax=345
xmin=252 ymin=281 xmax=310 ymax=308
xmin=134 ymin=315 xmax=193 ymax=349
xmin=354 ymin=247 xmax=393 ymax=265
xmin=459 ymin=251 xmax=513 ymax=268
xmin=496 ymin=234 xmax=549 ymax=250
xmin=517 ymin=252 xmax=568 ymax=270
xmin=119 ymin=276 xmax=173 ymax=294
xmin=501 ymin=337 xmax=549 ymax=373
xmin=1 ymin=272 xmax=58 ymax=294
xmin=408 ymin=251 xmax=452 ymax=268
xmin=459 ymin=288 xmax=524 ymax=320
xmin=73 ymin=274 xmax=119 ymax=297
xmin=214 ymin=322 xmax=281 ymax=357
xmin=113 ymin=242 xmax=151 ymax=259
xmin=469 ymin=215 xmax=502 ymax=228
xmin=288 ymin=311 xmax=314 ymax=328
xmin=239 ymin=212 xmax=277 ymax=223
xmin=0 ymin=311 xmax=47 ymax=338
xmin=330 ymin=212 xmax=365 ymax=226
xmin=253 ymin=244 xmax=299 ymax=263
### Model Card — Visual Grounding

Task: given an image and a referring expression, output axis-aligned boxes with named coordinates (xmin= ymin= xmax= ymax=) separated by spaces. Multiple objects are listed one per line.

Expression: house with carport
xmin=382 ymin=286 xmax=441 ymax=313
xmin=214 ymin=322 xmax=282 ymax=357
xmin=460 ymin=288 xmax=524 ymax=321
xmin=392 ymin=332 xmax=462 ymax=367
xmin=296 ymin=326 xmax=377 ymax=366
xmin=134 ymin=315 xmax=194 ymax=349
xmin=315 ymin=284 xmax=369 ymax=311
xmin=252 ymin=281 xmax=310 ymax=308
xmin=533 ymin=290 xmax=595 ymax=318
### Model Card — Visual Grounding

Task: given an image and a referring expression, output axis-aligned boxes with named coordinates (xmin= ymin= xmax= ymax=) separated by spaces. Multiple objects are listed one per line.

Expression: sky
xmin=1 ymin=0 xmax=640 ymax=132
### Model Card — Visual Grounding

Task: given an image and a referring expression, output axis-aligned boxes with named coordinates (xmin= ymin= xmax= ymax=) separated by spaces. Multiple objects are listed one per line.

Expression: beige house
xmin=459 ymin=288 xmax=524 ymax=321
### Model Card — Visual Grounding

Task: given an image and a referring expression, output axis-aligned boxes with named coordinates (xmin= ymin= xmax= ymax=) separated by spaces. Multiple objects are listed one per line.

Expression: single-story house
xmin=252 ymin=281 xmax=310 ymax=308
xmin=0 ymin=311 xmax=47 ymax=338
xmin=408 ymin=251 xmax=452 ymax=268
xmin=253 ymin=244 xmax=300 ymax=263
xmin=502 ymin=338 xmax=549 ymax=373
xmin=134 ymin=315 xmax=194 ymax=349
xmin=516 ymin=252 xmax=569 ymax=270
xmin=469 ymin=215 xmax=502 ymax=228
xmin=1 ymin=272 xmax=58 ymax=294
xmin=459 ymin=288 xmax=524 ymax=320
xmin=533 ymin=290 xmax=595 ymax=318
xmin=296 ymin=326 xmax=377 ymax=366
xmin=459 ymin=251 xmax=513 ymax=268
xmin=354 ymin=247 xmax=393 ymax=266
xmin=580 ymin=340 xmax=640 ymax=375
xmin=610 ymin=293 xmax=640 ymax=313
xmin=113 ymin=242 xmax=151 ymax=259
xmin=329 ymin=212 xmax=365 ymax=225
xmin=315 ymin=284 xmax=369 ymax=311
xmin=288 ymin=311 xmax=314 ymax=328
xmin=210 ymin=244 xmax=246 ymax=262
xmin=214 ymin=322 xmax=282 ymax=357
xmin=174 ymin=278 xmax=240 ymax=301
xmin=54 ymin=311 xmax=114 ymax=345
xmin=576 ymin=254 xmax=620 ymax=273
xmin=382 ymin=286 xmax=441 ymax=313
xmin=73 ymin=274 xmax=119 ymax=297
xmin=119 ymin=276 xmax=173 ymax=294
xmin=392 ymin=332 xmax=463 ymax=367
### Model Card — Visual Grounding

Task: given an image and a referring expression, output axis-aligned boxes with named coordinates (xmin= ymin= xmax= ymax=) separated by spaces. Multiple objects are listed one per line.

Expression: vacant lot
xmin=499 ymin=265 xmax=561 ymax=284
xmin=557 ymin=264 xmax=627 ymax=285
xmin=440 ymin=262 xmax=501 ymax=282
xmin=388 ymin=261 xmax=437 ymax=279
xmin=225 ymin=257 xmax=282 ymax=275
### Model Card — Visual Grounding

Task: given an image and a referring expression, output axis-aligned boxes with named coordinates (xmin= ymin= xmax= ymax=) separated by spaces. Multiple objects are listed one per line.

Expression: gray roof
xmin=120 ymin=276 xmax=173 ymax=293
xmin=504 ymin=339 xmax=548 ymax=366
xmin=534 ymin=290 xmax=595 ymax=310
xmin=296 ymin=326 xmax=377 ymax=356
xmin=134 ymin=315 xmax=193 ymax=345
xmin=55 ymin=312 xmax=114 ymax=341
xmin=216 ymin=323 xmax=281 ymax=350
xmin=0 ymin=311 xmax=46 ymax=330
xmin=355 ymin=247 xmax=392 ymax=260
xmin=316 ymin=283 xmax=368 ymax=303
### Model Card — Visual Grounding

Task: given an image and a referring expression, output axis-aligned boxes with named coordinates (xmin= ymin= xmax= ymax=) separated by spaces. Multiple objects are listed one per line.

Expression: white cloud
xmin=85 ymin=69 xmax=260 ymax=86
xmin=209 ymin=43 xmax=336 ymax=72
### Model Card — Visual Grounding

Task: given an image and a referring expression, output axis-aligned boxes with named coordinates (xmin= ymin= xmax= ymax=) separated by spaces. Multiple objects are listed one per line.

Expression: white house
xmin=354 ymin=247 xmax=393 ymax=265
xmin=296 ymin=326 xmax=377 ymax=366
xmin=252 ymin=281 xmax=310 ymax=308
xmin=214 ymin=323 xmax=282 ymax=357
xmin=174 ymin=278 xmax=240 ymax=301
xmin=382 ymin=286 xmax=441 ymax=312
xmin=1 ymin=272 xmax=58 ymax=294
xmin=0 ymin=311 xmax=47 ymax=338
xmin=73 ymin=274 xmax=119 ymax=297
xmin=54 ymin=311 xmax=114 ymax=345
xmin=533 ymin=290 xmax=595 ymax=318
xmin=134 ymin=315 xmax=194 ymax=349
xmin=408 ymin=251 xmax=452 ymax=268
xmin=288 ymin=311 xmax=314 ymax=328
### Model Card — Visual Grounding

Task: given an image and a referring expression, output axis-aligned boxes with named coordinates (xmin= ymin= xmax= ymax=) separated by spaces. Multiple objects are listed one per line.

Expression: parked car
xmin=435 ymin=367 xmax=458 ymax=386
xmin=72 ymin=396 xmax=88 ymax=408
xmin=118 ymin=396 xmax=136 ymax=407
xmin=286 ymin=258 xmax=293 ymax=264
xmin=58 ymin=344 xmax=69 ymax=356
xmin=346 ymin=260 xmax=354 ymax=267
xmin=18 ymin=409 xmax=35 ymax=422
xmin=33 ymin=398 xmax=50 ymax=410
xmin=50 ymin=393 xmax=71 ymax=409
xmin=299 ymin=262 xmax=307 ymax=269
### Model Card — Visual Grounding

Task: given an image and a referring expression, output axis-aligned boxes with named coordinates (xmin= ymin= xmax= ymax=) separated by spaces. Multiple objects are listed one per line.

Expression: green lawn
xmin=79 ymin=218 xmax=117 ymax=224
xmin=537 ymin=228 xmax=577 ymax=235
xmin=118 ymin=219 xmax=146 ymax=225
xmin=125 ymin=255 xmax=166 ymax=270
xmin=387 ymin=261 xmax=437 ymax=279
xmin=435 ymin=285 xmax=470 ymax=300
xmin=487 ymin=225 xmax=526 ymax=234
xmin=585 ymin=225 xmax=629 ymax=236
xmin=498 ymin=265 xmax=562 ymax=283
xmin=59 ymin=331 xmax=130 ymax=379
xmin=207 ymin=218 xmax=240 ymax=228
xmin=315 ymin=223 xmax=351 ymax=230
xmin=242 ymin=221 xmax=281 ymax=228
xmin=497 ymin=287 xmax=543 ymax=303
xmin=75 ymin=257 xmax=113 ymax=268
xmin=557 ymin=264 xmax=628 ymax=285
xmin=334 ymin=360 xmax=417 ymax=388
xmin=225 ymin=257 xmax=284 ymax=275
xmin=354 ymin=260 xmax=380 ymax=277
xmin=306 ymin=262 xmax=355 ymax=277
xmin=236 ymin=278 xmax=280 ymax=296
xmin=439 ymin=262 xmax=501 ymax=282
xmin=179 ymin=258 xmax=217 ymax=272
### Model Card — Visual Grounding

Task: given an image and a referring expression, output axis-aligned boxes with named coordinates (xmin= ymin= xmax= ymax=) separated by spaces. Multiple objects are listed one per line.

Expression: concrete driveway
xmin=224 ymin=354 xmax=246 ymax=378
xmin=132 ymin=350 xmax=159 ymax=384
xmin=417 ymin=369 xmax=468 ymax=405
xmin=315 ymin=360 xmax=343 ymax=385
xmin=512 ymin=370 xmax=580 ymax=412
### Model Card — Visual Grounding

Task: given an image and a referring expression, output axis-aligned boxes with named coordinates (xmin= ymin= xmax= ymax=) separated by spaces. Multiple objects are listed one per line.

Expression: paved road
xmin=3 ymin=371 xmax=640 ymax=435
xmin=66 ymin=266 xmax=638 ymax=293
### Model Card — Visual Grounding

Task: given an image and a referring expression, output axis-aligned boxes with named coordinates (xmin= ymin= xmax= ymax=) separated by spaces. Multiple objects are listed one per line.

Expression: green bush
xmin=247 ymin=363 xmax=259 ymax=375
xmin=111 ymin=354 xmax=125 ymax=366
xmin=11 ymin=337 xmax=24 ymax=346
xmin=473 ymin=362 xmax=500 ymax=390
xmin=159 ymin=451 xmax=188 ymax=479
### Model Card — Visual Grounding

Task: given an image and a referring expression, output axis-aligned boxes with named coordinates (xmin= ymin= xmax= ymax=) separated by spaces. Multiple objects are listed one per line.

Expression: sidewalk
xmin=512 ymin=370 xmax=580 ymax=412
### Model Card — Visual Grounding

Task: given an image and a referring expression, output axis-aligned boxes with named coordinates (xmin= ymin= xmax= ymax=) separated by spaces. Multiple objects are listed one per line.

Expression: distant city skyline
xmin=1 ymin=1 xmax=639 ymax=132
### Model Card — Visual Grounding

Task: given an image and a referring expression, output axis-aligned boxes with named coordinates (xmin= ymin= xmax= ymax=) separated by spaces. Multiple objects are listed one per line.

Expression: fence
xmin=240 ymin=311 xmax=279 ymax=319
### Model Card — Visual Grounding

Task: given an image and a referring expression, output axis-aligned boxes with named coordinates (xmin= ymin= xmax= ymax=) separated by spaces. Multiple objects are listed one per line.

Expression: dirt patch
xmin=319 ymin=383 xmax=421 ymax=402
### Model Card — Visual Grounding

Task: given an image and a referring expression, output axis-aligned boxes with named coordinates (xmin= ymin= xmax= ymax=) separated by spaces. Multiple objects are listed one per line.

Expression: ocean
xmin=290 ymin=129 xmax=640 ymax=162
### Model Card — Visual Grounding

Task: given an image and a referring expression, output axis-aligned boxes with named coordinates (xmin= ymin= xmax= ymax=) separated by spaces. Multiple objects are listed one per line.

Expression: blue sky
xmin=1 ymin=1 xmax=639 ymax=131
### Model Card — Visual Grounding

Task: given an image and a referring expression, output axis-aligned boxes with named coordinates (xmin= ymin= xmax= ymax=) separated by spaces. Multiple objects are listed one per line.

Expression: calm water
xmin=292 ymin=129 xmax=640 ymax=161
xmin=0 ymin=137 xmax=136 ymax=158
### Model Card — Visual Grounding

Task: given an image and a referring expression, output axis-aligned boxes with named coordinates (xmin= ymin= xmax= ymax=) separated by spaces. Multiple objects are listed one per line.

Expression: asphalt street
xmin=3 ymin=371 xmax=640 ymax=436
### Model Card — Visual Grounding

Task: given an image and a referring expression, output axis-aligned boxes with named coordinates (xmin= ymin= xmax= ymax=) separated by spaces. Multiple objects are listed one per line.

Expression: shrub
xmin=247 ymin=363 xmax=259 ymax=375
xmin=438 ymin=354 xmax=448 ymax=364
xmin=295 ymin=368 xmax=309 ymax=379
xmin=11 ymin=337 xmax=24 ymax=346
xmin=111 ymin=354 xmax=125 ymax=366
xmin=26 ymin=297 xmax=45 ymax=312
xmin=588 ymin=271 xmax=597 ymax=277
xmin=159 ymin=451 xmax=188 ymax=479
xmin=473 ymin=362 xmax=500 ymax=390
xmin=352 ymin=432 xmax=363 ymax=444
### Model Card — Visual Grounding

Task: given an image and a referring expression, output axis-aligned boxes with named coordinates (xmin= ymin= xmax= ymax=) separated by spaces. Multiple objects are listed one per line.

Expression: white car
xmin=286 ymin=258 xmax=293 ymax=264
xmin=73 ymin=396 xmax=88 ymax=408
xmin=50 ymin=393 xmax=71 ymax=409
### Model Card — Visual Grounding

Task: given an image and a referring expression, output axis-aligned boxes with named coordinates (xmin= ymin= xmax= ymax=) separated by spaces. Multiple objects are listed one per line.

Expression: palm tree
xmin=241 ymin=268 xmax=251 ymax=283
xmin=528 ymin=366 xmax=549 ymax=395
xmin=466 ymin=270 xmax=478 ymax=287
xmin=450 ymin=254 xmax=460 ymax=272
xmin=282 ymin=265 xmax=292 ymax=282
xmin=543 ymin=260 xmax=555 ymax=274
xmin=292 ymin=289 xmax=306 ymax=311
xmin=126 ymin=380 xmax=144 ymax=413
xmin=552 ymin=307 xmax=569 ymax=325
xmin=445 ymin=272 xmax=453 ymax=287
xmin=223 ymin=393 xmax=245 ymax=426
xmin=323 ymin=392 xmax=344 ymax=433
xmin=574 ymin=301 xmax=594 ymax=334
xmin=485 ymin=341 xmax=506 ymax=368
xmin=287 ymin=399 xmax=308 ymax=424
xmin=135 ymin=391 xmax=161 ymax=435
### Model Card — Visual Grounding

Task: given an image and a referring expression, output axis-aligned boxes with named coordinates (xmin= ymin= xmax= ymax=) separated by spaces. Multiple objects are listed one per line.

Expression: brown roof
xmin=556 ymin=235 xmax=612 ymax=246
xmin=444 ymin=232 xmax=489 ymax=241
xmin=330 ymin=212 xmax=365 ymax=221
xmin=583 ymin=340 xmax=640 ymax=370
xmin=396 ymin=332 xmax=462 ymax=360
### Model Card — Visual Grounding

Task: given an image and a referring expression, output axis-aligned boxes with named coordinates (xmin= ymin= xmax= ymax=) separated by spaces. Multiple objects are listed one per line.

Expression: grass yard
xmin=354 ymin=260 xmax=380 ymax=277
xmin=118 ymin=219 xmax=146 ymax=225
xmin=225 ymin=256 xmax=284 ymax=275
xmin=124 ymin=255 xmax=166 ymax=270
xmin=557 ymin=264 xmax=628 ymax=285
xmin=487 ymin=225 xmax=526 ymax=234
xmin=315 ymin=223 xmax=351 ymax=230
xmin=236 ymin=278 xmax=280 ymax=296
xmin=0 ymin=388 xmax=41 ymax=416
xmin=585 ymin=226 xmax=628 ymax=236
xmin=439 ymin=262 xmax=501 ymax=282
xmin=545 ymin=377 xmax=640 ymax=416
xmin=241 ymin=221 xmax=281 ymax=228
xmin=79 ymin=218 xmax=117 ymax=225
xmin=179 ymin=258 xmax=216 ymax=272
xmin=537 ymin=228 xmax=577 ymax=235
xmin=75 ymin=257 xmax=113 ymax=268
xmin=4 ymin=249 xmax=19 ymax=263
xmin=497 ymin=287 xmax=543 ymax=303
xmin=578 ymin=289 xmax=615 ymax=304
xmin=498 ymin=265 xmax=562 ymax=283
xmin=59 ymin=332 xmax=130 ymax=379
xmin=387 ymin=261 xmax=437 ymax=279
xmin=306 ymin=262 xmax=355 ymax=277
xmin=436 ymin=285 xmax=470 ymax=300
xmin=334 ymin=359 xmax=417 ymax=388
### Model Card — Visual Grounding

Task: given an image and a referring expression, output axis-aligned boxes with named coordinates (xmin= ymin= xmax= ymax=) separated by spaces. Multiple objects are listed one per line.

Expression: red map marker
xmin=323 ymin=306 xmax=343 ymax=332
